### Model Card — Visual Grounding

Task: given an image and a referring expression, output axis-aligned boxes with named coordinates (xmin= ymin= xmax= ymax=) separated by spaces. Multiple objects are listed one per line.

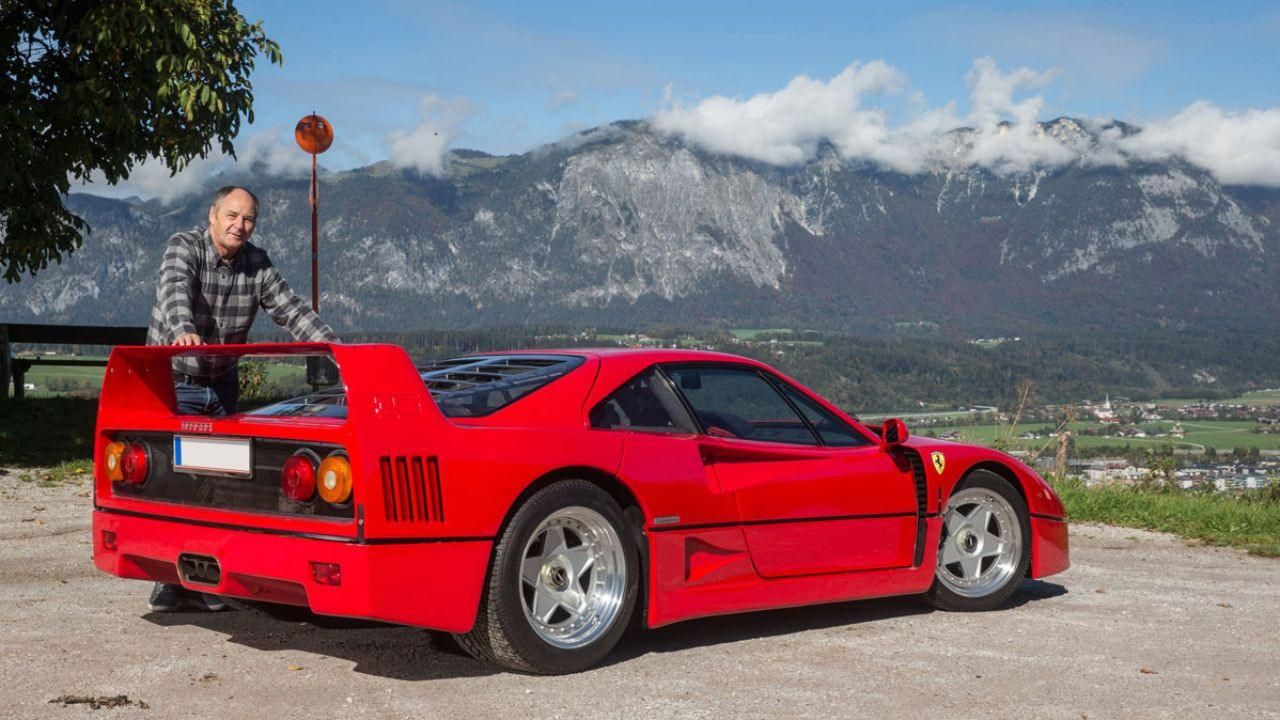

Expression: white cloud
xmin=961 ymin=58 xmax=1078 ymax=176
xmin=386 ymin=95 xmax=479 ymax=175
xmin=72 ymin=129 xmax=316 ymax=203
xmin=652 ymin=61 xmax=906 ymax=166
xmin=650 ymin=58 xmax=1280 ymax=187
xmin=1118 ymin=102 xmax=1280 ymax=187
xmin=652 ymin=58 xmax=1094 ymax=176
xmin=237 ymin=131 xmax=314 ymax=176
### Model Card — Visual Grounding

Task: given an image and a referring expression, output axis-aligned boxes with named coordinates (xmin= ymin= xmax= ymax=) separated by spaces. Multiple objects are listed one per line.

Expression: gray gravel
xmin=2 ymin=467 xmax=1278 ymax=720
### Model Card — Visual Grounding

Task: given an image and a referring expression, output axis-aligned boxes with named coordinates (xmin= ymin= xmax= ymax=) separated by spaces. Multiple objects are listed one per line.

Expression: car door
xmin=664 ymin=364 xmax=919 ymax=578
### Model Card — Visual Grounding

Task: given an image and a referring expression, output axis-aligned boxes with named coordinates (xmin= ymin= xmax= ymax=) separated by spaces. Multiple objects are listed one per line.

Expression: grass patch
xmin=730 ymin=328 xmax=793 ymax=340
xmin=0 ymin=397 xmax=98 ymax=466
xmin=19 ymin=459 xmax=93 ymax=487
xmin=1051 ymin=477 xmax=1280 ymax=557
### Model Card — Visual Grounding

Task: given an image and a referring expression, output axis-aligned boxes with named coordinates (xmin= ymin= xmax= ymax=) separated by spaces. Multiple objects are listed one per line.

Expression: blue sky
xmin=234 ymin=0 xmax=1279 ymax=167
xmin=91 ymin=0 xmax=1280 ymax=197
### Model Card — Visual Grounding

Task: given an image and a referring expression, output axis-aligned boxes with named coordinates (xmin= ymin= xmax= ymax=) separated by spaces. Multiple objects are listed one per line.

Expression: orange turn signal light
xmin=103 ymin=441 xmax=125 ymax=482
xmin=317 ymin=455 xmax=352 ymax=505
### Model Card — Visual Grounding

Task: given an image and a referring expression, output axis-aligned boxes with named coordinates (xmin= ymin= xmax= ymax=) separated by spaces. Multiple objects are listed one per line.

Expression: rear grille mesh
xmin=379 ymin=455 xmax=444 ymax=524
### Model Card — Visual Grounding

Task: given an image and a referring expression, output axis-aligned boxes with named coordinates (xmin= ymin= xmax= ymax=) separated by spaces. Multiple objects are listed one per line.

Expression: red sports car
xmin=92 ymin=343 xmax=1068 ymax=674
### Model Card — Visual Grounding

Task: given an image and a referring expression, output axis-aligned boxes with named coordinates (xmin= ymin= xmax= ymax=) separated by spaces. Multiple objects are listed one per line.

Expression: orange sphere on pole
xmin=295 ymin=114 xmax=334 ymax=154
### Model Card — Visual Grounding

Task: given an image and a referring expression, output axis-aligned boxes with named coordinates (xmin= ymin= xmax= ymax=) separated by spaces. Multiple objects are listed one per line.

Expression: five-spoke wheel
xmin=519 ymin=506 xmax=628 ymax=649
xmin=926 ymin=470 xmax=1030 ymax=611
xmin=455 ymin=480 xmax=638 ymax=674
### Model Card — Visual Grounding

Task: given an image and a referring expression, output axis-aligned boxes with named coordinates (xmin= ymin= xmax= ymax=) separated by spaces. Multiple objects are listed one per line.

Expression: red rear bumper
xmin=1029 ymin=515 xmax=1070 ymax=579
xmin=93 ymin=510 xmax=491 ymax=633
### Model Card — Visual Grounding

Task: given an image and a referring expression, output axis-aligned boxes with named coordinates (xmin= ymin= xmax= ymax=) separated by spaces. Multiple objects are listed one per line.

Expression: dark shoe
xmin=148 ymin=582 xmax=181 ymax=612
xmin=190 ymin=593 xmax=228 ymax=612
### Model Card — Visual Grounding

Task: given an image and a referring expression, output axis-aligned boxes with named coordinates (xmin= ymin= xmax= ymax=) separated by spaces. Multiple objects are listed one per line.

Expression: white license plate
xmin=173 ymin=435 xmax=252 ymax=475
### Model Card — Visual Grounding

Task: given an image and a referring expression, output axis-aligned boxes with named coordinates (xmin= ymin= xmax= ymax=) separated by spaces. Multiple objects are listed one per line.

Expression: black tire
xmin=925 ymin=470 xmax=1030 ymax=612
xmin=454 ymin=480 xmax=639 ymax=674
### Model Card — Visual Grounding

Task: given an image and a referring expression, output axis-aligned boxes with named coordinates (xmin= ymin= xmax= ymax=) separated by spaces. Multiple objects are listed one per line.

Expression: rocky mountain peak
xmin=7 ymin=121 xmax=1278 ymax=337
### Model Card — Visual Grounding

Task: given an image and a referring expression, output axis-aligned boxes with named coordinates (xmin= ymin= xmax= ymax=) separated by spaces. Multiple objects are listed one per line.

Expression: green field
xmin=1155 ymin=389 xmax=1280 ymax=407
xmin=1223 ymin=389 xmax=1280 ymax=406
xmin=925 ymin=419 xmax=1280 ymax=453
xmin=16 ymin=354 xmax=109 ymax=397
xmin=15 ymin=355 xmax=310 ymax=398
xmin=729 ymin=328 xmax=793 ymax=340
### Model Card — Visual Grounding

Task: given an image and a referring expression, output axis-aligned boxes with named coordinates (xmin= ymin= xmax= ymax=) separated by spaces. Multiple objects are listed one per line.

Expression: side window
xmin=774 ymin=382 xmax=872 ymax=447
xmin=590 ymin=368 xmax=697 ymax=434
xmin=665 ymin=366 xmax=818 ymax=446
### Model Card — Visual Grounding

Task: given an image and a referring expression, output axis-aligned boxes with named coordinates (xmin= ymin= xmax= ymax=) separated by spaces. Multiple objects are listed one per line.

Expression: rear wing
xmin=97 ymin=342 xmax=448 ymax=428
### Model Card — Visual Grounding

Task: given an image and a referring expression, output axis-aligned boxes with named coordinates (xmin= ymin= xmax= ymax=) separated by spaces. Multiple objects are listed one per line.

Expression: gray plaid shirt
xmin=147 ymin=227 xmax=338 ymax=378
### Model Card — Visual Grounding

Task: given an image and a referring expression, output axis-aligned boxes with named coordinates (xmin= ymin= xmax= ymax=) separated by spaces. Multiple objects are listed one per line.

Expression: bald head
xmin=207 ymin=187 xmax=258 ymax=259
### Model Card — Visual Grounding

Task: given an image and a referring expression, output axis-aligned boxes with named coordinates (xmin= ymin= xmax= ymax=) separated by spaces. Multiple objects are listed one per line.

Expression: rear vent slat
xmin=428 ymin=457 xmax=444 ymax=522
xmin=410 ymin=457 xmax=428 ymax=522
xmin=394 ymin=458 xmax=411 ymax=522
xmin=379 ymin=455 xmax=444 ymax=525
xmin=380 ymin=457 xmax=396 ymax=522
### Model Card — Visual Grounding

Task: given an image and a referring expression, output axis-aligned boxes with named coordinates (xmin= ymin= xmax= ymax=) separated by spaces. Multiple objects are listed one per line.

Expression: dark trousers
xmin=174 ymin=368 xmax=239 ymax=416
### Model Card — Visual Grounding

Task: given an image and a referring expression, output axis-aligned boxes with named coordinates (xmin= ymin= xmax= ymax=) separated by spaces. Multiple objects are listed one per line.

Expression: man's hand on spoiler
xmin=172 ymin=333 xmax=203 ymax=346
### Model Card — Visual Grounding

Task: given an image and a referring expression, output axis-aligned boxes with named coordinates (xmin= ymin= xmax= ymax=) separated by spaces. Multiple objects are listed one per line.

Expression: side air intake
xmin=379 ymin=455 xmax=444 ymax=524
xmin=902 ymin=449 xmax=930 ymax=567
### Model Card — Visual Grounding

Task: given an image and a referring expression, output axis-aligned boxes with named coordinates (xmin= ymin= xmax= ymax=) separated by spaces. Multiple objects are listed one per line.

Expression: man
xmin=145 ymin=185 xmax=339 ymax=612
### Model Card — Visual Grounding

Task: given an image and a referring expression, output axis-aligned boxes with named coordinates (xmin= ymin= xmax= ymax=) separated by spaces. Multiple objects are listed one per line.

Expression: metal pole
xmin=310 ymin=152 xmax=319 ymax=312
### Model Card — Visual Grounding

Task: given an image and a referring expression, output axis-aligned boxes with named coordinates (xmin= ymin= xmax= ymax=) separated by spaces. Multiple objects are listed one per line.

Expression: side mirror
xmin=880 ymin=417 xmax=909 ymax=449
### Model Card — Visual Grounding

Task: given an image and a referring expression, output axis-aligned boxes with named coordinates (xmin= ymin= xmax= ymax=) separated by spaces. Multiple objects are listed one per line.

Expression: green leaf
xmin=1 ymin=0 xmax=282 ymax=282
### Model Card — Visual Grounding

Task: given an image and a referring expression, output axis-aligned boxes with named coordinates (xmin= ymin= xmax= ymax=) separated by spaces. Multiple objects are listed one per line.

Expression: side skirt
xmin=645 ymin=519 xmax=942 ymax=628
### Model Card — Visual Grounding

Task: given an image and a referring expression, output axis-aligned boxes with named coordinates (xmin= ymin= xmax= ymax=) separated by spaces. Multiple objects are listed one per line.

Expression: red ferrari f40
xmin=92 ymin=344 xmax=1068 ymax=674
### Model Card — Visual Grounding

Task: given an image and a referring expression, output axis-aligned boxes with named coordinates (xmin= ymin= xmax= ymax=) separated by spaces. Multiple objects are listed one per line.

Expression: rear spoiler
xmin=98 ymin=342 xmax=448 ymax=426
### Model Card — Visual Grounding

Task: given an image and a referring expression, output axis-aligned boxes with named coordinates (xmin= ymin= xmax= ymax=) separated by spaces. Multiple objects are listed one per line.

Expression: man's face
xmin=208 ymin=190 xmax=258 ymax=259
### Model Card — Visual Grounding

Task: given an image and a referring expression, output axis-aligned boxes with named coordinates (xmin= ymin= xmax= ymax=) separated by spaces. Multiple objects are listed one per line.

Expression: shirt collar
xmin=204 ymin=227 xmax=244 ymax=269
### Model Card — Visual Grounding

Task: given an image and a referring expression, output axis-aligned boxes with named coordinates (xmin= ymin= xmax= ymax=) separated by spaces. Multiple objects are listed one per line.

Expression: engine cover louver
xmin=379 ymin=455 xmax=444 ymax=524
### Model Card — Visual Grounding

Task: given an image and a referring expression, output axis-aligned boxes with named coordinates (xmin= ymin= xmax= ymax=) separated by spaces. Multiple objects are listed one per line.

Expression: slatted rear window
xmin=421 ymin=355 xmax=584 ymax=417
xmin=248 ymin=354 xmax=583 ymax=419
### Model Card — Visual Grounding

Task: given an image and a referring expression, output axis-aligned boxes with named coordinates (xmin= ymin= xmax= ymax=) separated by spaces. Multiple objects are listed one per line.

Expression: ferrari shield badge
xmin=930 ymin=451 xmax=946 ymax=475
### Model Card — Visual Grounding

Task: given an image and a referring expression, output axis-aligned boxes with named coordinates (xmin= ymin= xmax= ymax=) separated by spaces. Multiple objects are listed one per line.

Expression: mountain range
xmin=4 ymin=119 xmax=1278 ymax=338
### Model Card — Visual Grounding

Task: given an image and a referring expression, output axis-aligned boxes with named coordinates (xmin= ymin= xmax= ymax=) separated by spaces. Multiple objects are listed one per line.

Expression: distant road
xmin=861 ymin=409 xmax=981 ymax=421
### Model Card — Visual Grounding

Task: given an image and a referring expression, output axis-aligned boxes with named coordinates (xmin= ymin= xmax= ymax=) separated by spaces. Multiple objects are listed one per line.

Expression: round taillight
xmin=121 ymin=443 xmax=149 ymax=485
xmin=316 ymin=455 xmax=352 ymax=505
xmin=282 ymin=455 xmax=317 ymax=502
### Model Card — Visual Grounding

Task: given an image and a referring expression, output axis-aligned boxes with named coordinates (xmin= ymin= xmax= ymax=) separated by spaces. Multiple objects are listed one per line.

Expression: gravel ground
xmin=2 ymin=467 xmax=1278 ymax=720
